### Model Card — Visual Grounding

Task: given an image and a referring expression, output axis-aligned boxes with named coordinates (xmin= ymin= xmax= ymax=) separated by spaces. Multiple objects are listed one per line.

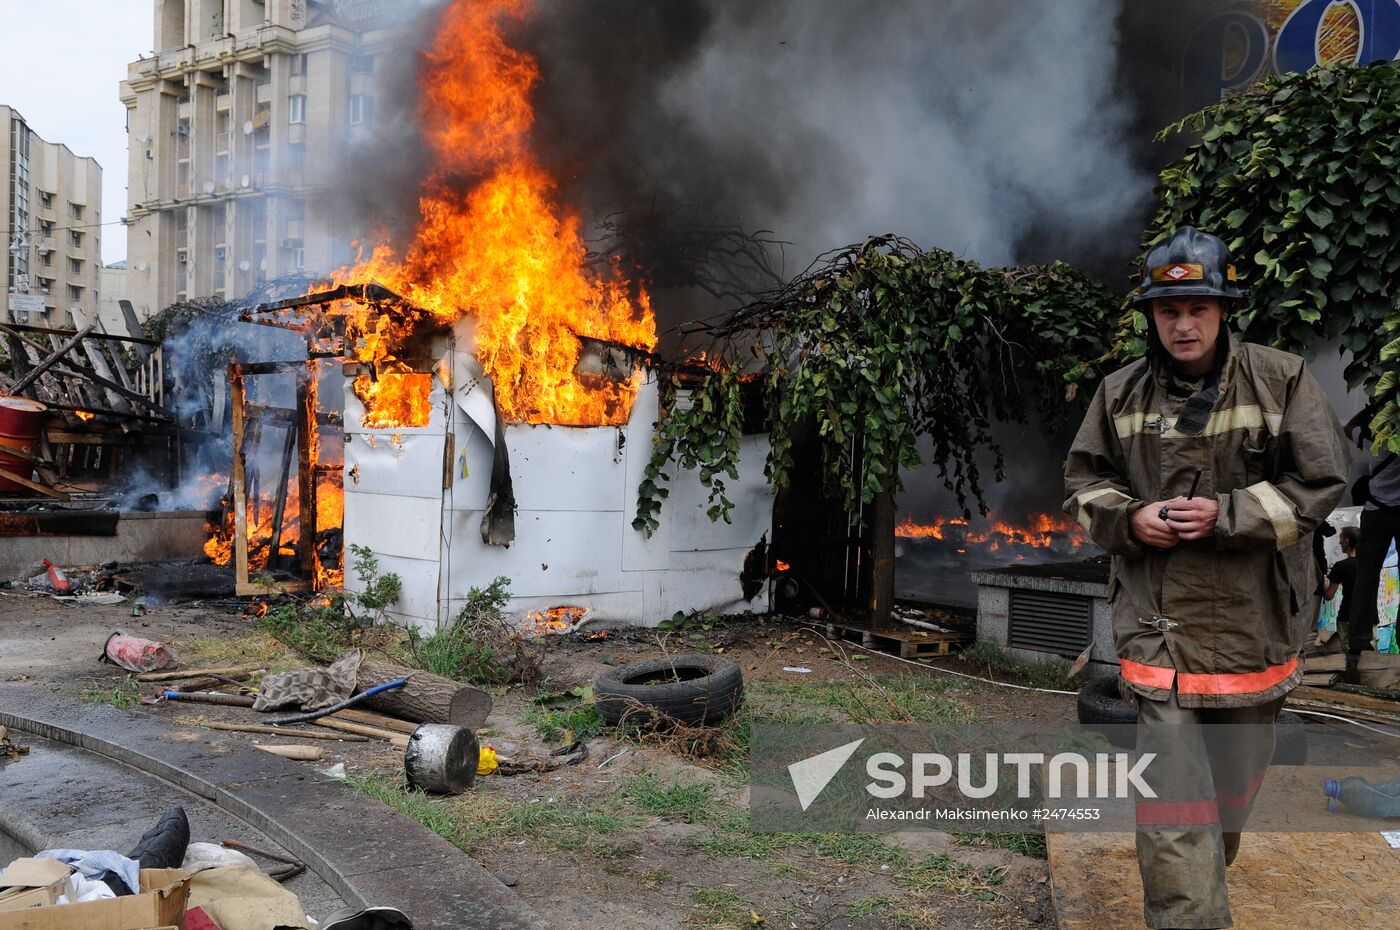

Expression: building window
xmin=39 ymin=191 xmax=53 ymax=209
xmin=41 ymin=252 xmax=52 ymax=267
xmin=71 ymin=231 xmax=82 ymax=248
xmin=292 ymin=247 xmax=305 ymax=270
xmin=69 ymin=203 xmax=83 ymax=220
xmin=349 ymin=94 xmax=371 ymax=125
xmin=68 ymin=285 xmax=83 ymax=301
xmin=351 ymin=54 xmax=375 ymax=74
xmin=291 ymin=52 xmax=309 ymax=76
xmin=39 ymin=221 xmax=53 ymax=237
xmin=70 ymin=258 xmax=82 ymax=275
xmin=289 ymin=94 xmax=307 ymax=125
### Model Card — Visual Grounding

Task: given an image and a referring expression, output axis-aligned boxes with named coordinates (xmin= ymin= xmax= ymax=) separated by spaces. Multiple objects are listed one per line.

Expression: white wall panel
xmin=441 ymin=509 xmax=634 ymax=600
xmin=504 ymin=424 xmax=629 ymax=512
xmin=668 ymin=434 xmax=774 ymax=551
xmin=345 ymin=490 xmax=442 ymax=562
xmin=344 ymin=431 xmax=446 ymax=500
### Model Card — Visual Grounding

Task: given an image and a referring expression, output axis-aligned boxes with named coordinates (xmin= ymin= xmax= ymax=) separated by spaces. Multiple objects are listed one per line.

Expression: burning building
xmin=202 ymin=0 xmax=775 ymax=630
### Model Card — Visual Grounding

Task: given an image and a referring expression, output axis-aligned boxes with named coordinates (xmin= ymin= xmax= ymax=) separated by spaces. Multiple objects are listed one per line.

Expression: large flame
xmin=333 ymin=0 xmax=655 ymax=427
xmin=896 ymin=511 xmax=1091 ymax=551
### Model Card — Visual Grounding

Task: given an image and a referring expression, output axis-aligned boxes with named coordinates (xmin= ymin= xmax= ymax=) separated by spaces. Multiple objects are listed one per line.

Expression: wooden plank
xmin=7 ymin=323 xmax=96 ymax=395
xmin=1049 ymin=831 xmax=1400 ymax=929
xmin=294 ymin=367 xmax=316 ymax=582
xmin=0 ymin=466 xmax=70 ymax=500
xmin=232 ymin=369 xmax=250 ymax=592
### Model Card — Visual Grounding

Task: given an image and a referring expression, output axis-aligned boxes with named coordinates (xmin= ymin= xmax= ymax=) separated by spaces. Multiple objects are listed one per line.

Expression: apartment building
xmin=120 ymin=0 xmax=401 ymax=317
xmin=3 ymin=105 xmax=103 ymax=327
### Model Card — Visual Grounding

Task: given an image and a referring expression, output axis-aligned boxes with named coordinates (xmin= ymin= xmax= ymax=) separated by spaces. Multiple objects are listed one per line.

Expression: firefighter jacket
xmin=1064 ymin=335 xmax=1349 ymax=707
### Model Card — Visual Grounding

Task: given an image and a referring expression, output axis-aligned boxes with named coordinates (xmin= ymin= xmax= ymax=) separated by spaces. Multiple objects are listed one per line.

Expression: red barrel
xmin=0 ymin=396 xmax=46 ymax=493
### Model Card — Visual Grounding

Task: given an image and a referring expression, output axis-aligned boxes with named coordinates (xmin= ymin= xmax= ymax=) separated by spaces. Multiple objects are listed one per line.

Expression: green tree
xmin=1122 ymin=61 xmax=1400 ymax=453
xmin=635 ymin=236 xmax=1114 ymax=624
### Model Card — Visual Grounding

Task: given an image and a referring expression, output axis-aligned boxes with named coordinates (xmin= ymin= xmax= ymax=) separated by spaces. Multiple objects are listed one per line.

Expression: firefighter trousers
xmin=1131 ymin=687 xmax=1284 ymax=930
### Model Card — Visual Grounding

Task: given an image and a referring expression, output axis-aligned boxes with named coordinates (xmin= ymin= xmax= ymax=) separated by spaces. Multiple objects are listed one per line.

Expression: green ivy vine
xmin=1121 ymin=61 xmax=1400 ymax=453
xmin=632 ymin=236 xmax=1116 ymax=534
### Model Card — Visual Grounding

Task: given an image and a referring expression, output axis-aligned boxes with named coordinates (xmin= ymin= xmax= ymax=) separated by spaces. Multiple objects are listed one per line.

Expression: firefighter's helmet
xmin=1132 ymin=226 xmax=1247 ymax=304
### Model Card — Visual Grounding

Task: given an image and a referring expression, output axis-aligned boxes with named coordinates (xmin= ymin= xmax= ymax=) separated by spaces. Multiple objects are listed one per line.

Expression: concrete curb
xmin=0 ymin=686 xmax=547 ymax=930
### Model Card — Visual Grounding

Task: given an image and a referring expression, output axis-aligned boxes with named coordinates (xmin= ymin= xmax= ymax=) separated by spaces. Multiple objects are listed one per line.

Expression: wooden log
xmin=194 ymin=721 xmax=369 ymax=741
xmin=137 ymin=664 xmax=267 ymax=682
xmin=356 ymin=656 xmax=492 ymax=729
xmin=166 ymin=691 xmax=257 ymax=707
xmin=332 ymin=707 xmax=419 ymax=734
xmin=310 ymin=716 xmax=410 ymax=748
xmin=253 ymin=744 xmax=325 ymax=761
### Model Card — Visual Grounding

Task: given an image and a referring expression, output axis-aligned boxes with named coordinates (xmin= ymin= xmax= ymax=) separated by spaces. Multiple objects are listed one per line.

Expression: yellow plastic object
xmin=477 ymin=744 xmax=499 ymax=776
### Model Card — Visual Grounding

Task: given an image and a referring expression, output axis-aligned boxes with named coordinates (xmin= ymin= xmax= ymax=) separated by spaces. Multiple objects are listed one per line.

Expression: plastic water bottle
xmin=1323 ymin=773 xmax=1400 ymax=817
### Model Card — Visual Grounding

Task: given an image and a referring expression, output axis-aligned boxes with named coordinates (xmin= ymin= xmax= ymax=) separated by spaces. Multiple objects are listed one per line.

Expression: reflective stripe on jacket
xmin=1063 ymin=336 xmax=1350 ymax=708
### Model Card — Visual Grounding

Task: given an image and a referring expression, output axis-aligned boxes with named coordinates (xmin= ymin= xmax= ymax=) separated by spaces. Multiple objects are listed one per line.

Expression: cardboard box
xmin=0 ymin=868 xmax=190 ymax=930
xmin=0 ymin=860 xmax=69 ymax=914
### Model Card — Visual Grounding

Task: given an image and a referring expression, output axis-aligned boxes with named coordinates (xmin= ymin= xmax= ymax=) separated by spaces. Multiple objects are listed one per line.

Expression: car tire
xmin=595 ymin=653 xmax=744 ymax=728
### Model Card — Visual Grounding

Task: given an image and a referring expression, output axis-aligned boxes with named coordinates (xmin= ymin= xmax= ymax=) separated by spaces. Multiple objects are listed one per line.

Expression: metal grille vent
xmin=1008 ymin=589 xmax=1092 ymax=657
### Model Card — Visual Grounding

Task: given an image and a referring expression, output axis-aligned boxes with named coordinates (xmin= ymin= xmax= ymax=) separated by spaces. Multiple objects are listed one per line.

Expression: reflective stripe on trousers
xmin=1132 ymin=687 xmax=1284 ymax=930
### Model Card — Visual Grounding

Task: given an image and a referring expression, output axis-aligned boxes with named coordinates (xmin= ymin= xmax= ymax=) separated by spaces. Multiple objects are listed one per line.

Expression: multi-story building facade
xmin=120 ymin=1 xmax=400 ymax=317
xmin=3 ymin=105 xmax=103 ymax=327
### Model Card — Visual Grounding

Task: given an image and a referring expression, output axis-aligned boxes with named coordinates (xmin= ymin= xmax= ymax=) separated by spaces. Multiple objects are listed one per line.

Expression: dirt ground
xmin=0 ymin=589 xmax=1076 ymax=930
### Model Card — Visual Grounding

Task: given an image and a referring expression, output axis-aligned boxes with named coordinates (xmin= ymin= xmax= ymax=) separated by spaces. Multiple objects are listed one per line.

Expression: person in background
xmin=1343 ymin=409 xmax=1400 ymax=682
xmin=1326 ymin=526 xmax=1361 ymax=658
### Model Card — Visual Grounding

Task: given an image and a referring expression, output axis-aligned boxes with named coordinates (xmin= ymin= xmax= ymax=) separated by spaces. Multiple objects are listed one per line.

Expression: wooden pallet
xmin=824 ymin=620 xmax=973 ymax=658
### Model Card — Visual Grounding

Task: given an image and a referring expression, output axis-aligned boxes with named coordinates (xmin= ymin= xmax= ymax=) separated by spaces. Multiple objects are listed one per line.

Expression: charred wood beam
xmin=231 ymin=360 xmax=320 ymax=376
xmin=245 ymin=282 xmax=410 ymax=314
xmin=2 ymin=321 xmax=160 ymax=347
xmin=4 ymin=323 xmax=96 ymax=395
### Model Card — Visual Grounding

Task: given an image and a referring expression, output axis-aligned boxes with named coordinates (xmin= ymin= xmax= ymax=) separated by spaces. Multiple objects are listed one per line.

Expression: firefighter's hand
xmin=1130 ymin=503 xmax=1179 ymax=548
xmin=1162 ymin=496 xmax=1219 ymax=540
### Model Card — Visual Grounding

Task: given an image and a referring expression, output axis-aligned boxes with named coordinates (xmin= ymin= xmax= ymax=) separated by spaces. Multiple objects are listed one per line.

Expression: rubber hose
xmin=265 ymin=678 xmax=407 ymax=726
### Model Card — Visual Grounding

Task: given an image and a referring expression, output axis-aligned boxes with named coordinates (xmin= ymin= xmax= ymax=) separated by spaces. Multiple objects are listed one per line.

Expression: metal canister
xmin=0 ymin=396 xmax=46 ymax=494
xmin=403 ymin=723 xmax=479 ymax=794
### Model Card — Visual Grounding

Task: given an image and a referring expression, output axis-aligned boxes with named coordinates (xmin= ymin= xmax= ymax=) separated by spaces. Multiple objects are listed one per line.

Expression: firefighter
xmin=1063 ymin=226 xmax=1349 ymax=929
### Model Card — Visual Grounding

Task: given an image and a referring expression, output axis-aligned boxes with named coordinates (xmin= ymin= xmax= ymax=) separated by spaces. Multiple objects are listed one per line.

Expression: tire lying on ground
xmin=595 ymin=654 xmax=744 ymax=727
xmin=1075 ymin=676 xmax=1310 ymax=765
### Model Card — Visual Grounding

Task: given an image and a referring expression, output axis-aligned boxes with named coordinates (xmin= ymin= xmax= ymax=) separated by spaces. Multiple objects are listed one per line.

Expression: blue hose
xmin=265 ymin=678 xmax=407 ymax=726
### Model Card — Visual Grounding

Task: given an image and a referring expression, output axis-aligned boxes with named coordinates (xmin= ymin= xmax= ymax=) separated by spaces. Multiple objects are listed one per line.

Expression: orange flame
xmin=331 ymin=0 xmax=655 ymax=427
xmin=895 ymin=512 xmax=1091 ymax=550
xmin=73 ymin=410 xmax=95 ymax=421
xmin=524 ymin=605 xmax=588 ymax=636
xmin=352 ymin=371 xmax=433 ymax=428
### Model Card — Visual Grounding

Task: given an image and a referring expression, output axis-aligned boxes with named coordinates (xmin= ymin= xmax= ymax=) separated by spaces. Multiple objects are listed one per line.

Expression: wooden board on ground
xmin=1048 ymin=831 xmax=1400 ymax=929
xmin=823 ymin=620 xmax=972 ymax=658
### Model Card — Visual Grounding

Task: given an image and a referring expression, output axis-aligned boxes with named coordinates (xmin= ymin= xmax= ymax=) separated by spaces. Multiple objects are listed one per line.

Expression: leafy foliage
xmin=256 ymin=547 xmax=403 ymax=663
xmin=1138 ymin=62 xmax=1400 ymax=453
xmin=404 ymin=576 xmax=542 ymax=685
xmin=633 ymin=236 xmax=1116 ymax=532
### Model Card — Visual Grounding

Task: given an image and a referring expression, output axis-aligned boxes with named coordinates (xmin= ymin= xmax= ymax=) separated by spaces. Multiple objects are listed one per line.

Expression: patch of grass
xmin=688 ymin=888 xmax=750 ymax=928
xmin=344 ymin=774 xmax=468 ymax=846
xmin=524 ymin=699 xmax=605 ymax=743
xmin=346 ymin=774 xmax=640 ymax=854
xmin=899 ymin=852 xmax=1006 ymax=903
xmin=960 ymin=641 xmax=1073 ymax=691
xmin=640 ymin=867 xmax=671 ymax=888
xmin=811 ymin=833 xmax=908 ymax=866
xmin=177 ymin=632 xmax=296 ymax=671
xmin=621 ymin=774 xmax=717 ymax=823
xmin=81 ymin=675 xmax=140 ymax=709
xmin=257 ymin=598 xmax=366 ymax=664
xmin=850 ymin=894 xmax=898 ymax=918
xmin=955 ymin=831 xmax=1047 ymax=859
xmin=748 ymin=676 xmax=974 ymax=725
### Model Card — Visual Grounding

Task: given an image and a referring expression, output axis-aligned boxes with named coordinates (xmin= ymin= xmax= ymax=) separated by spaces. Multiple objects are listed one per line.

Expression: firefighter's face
xmin=1150 ymin=296 xmax=1226 ymax=373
